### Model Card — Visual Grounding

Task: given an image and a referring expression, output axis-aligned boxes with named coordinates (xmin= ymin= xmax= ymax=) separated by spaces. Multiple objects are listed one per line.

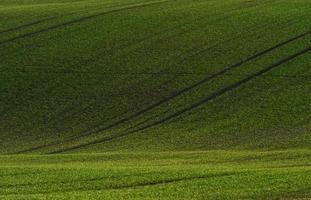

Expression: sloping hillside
xmin=0 ymin=0 xmax=310 ymax=154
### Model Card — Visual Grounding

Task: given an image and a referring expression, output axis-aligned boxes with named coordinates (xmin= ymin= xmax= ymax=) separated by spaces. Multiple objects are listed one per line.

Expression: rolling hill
xmin=0 ymin=0 xmax=311 ymax=198
xmin=0 ymin=0 xmax=310 ymax=154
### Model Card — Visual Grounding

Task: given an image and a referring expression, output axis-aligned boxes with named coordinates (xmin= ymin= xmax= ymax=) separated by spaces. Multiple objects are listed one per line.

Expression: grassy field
xmin=0 ymin=0 xmax=310 ymax=154
xmin=1 ymin=150 xmax=311 ymax=199
xmin=0 ymin=0 xmax=310 ymax=198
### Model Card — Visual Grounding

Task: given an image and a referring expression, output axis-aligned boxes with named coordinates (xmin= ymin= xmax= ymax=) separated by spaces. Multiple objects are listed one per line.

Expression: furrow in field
xmin=0 ymin=3 xmax=134 ymax=36
xmin=0 ymin=0 xmax=169 ymax=47
xmin=0 ymin=0 xmax=238 ymax=125
xmin=107 ymin=172 xmax=239 ymax=190
xmin=2 ymin=0 xmax=283 ymax=127
xmin=60 ymin=30 xmax=311 ymax=137
xmin=14 ymin=28 xmax=310 ymax=154
xmin=0 ymin=172 xmax=239 ymax=195
xmin=49 ymin=45 xmax=310 ymax=153
xmin=6 ymin=1 xmax=263 ymax=152
xmin=41 ymin=7 xmax=247 ymax=127
xmin=0 ymin=16 xmax=62 ymax=35
xmin=0 ymin=172 xmax=155 ymax=189
xmin=70 ymin=29 xmax=311 ymax=138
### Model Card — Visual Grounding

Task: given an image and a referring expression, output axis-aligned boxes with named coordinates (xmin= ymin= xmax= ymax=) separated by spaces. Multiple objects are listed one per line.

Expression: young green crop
xmin=1 ymin=0 xmax=310 ymax=154
xmin=1 ymin=150 xmax=311 ymax=199
xmin=1 ymin=0 xmax=311 ymax=199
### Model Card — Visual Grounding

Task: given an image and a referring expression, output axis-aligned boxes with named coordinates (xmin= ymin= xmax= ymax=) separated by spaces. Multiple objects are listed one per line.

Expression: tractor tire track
xmin=25 ymin=2 xmax=252 ymax=131
xmin=175 ymin=13 xmax=311 ymax=69
xmin=106 ymin=171 xmax=239 ymax=190
xmin=0 ymin=3 xmax=130 ymax=36
xmin=1 ymin=0 xmax=280 ymax=64
xmin=8 ymin=0 xmax=295 ymax=154
xmin=0 ymin=2 xmax=160 ymax=58
xmin=46 ymin=6 xmax=310 ymax=134
xmin=55 ymin=30 xmax=311 ymax=142
xmin=0 ymin=171 xmax=158 ymax=189
xmin=0 ymin=16 xmax=61 ymax=35
xmin=57 ymin=12 xmax=287 ymax=134
xmin=0 ymin=0 xmax=253 ymax=59
xmin=3 ymin=0 xmax=279 ymax=123
xmin=0 ymin=0 xmax=175 ymax=124
xmin=49 ymin=45 xmax=311 ymax=153
xmin=48 ymin=77 xmax=175 ymax=134
xmin=77 ymin=0 xmax=275 ymax=68
xmin=0 ymin=0 xmax=170 ymax=47
xmin=0 ymin=172 xmax=240 ymax=195
xmin=1 ymin=0 xmax=241 ymax=125
xmin=13 ymin=77 xmax=176 ymax=154
xmin=117 ymin=24 xmax=311 ymax=130
xmin=15 ymin=23 xmax=310 ymax=154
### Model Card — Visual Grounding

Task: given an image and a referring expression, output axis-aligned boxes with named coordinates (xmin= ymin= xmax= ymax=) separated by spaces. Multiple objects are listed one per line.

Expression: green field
xmin=1 ymin=150 xmax=311 ymax=199
xmin=0 ymin=0 xmax=310 ymax=198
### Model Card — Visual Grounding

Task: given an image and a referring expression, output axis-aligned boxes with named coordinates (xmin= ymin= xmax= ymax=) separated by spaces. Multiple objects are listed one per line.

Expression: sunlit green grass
xmin=1 ymin=150 xmax=311 ymax=199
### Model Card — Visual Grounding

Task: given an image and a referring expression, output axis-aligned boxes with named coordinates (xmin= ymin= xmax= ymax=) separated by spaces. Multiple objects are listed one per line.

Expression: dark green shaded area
xmin=0 ymin=0 xmax=310 ymax=154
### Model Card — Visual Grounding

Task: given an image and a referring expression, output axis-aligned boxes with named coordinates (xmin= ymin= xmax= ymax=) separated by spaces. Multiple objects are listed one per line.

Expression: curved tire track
xmin=2 ymin=0 xmax=239 ymax=126
xmin=13 ymin=1 xmax=256 ymax=147
xmin=0 ymin=16 xmax=61 ymax=35
xmin=4 ymin=0 xmax=280 ymax=126
xmin=0 ymin=3 xmax=130 ymax=36
xmin=57 ymin=30 xmax=311 ymax=142
xmin=0 ymin=0 xmax=170 ymax=47
xmin=64 ymin=26 xmax=310 ymax=142
xmin=11 ymin=1 xmax=309 ymax=152
xmin=49 ymin=45 xmax=311 ymax=153
xmin=15 ymin=29 xmax=311 ymax=154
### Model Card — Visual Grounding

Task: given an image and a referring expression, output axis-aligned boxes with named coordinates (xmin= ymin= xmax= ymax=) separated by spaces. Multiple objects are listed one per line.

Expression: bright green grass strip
xmin=0 ymin=150 xmax=310 ymax=199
